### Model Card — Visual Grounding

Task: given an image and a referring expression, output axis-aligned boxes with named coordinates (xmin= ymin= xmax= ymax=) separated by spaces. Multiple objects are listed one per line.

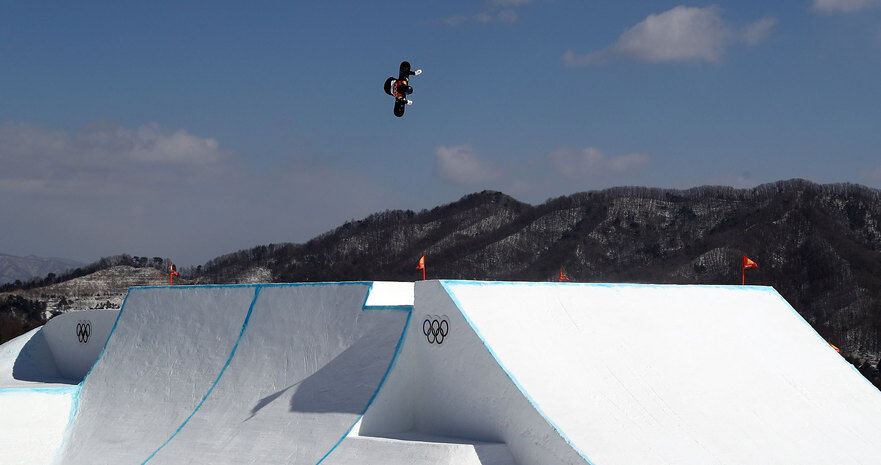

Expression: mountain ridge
xmin=196 ymin=179 xmax=881 ymax=375
xmin=2 ymin=179 xmax=880 ymax=387
xmin=0 ymin=253 xmax=84 ymax=285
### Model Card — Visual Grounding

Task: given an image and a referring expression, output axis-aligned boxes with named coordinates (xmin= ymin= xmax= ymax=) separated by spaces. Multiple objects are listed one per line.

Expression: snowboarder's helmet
xmin=406 ymin=86 xmax=413 ymax=95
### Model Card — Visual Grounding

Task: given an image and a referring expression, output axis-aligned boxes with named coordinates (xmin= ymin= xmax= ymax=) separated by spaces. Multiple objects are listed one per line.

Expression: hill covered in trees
xmin=3 ymin=179 xmax=880 ymax=387
xmin=197 ymin=179 xmax=881 ymax=385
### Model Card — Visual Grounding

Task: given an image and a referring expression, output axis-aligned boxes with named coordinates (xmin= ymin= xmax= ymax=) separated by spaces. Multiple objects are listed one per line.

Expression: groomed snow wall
xmin=0 ymin=310 xmax=118 ymax=465
xmin=57 ymin=282 xmax=412 ymax=465
xmin=8 ymin=280 xmax=881 ymax=465
xmin=357 ymin=281 xmax=881 ymax=465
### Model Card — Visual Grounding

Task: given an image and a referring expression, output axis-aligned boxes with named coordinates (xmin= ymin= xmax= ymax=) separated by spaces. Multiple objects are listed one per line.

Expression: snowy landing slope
xmin=357 ymin=281 xmax=881 ymax=465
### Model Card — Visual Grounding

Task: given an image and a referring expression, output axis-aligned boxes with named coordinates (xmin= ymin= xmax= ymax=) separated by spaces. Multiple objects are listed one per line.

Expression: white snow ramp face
xmin=57 ymin=282 xmax=410 ymax=465
xmin=359 ymin=281 xmax=881 ymax=465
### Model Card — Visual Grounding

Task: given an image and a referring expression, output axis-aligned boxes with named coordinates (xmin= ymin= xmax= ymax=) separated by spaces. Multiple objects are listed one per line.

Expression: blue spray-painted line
xmin=0 ymin=385 xmax=79 ymax=396
xmin=362 ymin=305 xmax=413 ymax=312
xmin=440 ymin=281 xmax=598 ymax=465
xmin=442 ymin=279 xmax=772 ymax=292
xmin=141 ymin=286 xmax=263 ymax=464
xmin=314 ymin=307 xmax=413 ymax=465
xmin=52 ymin=385 xmax=81 ymax=465
xmin=359 ymin=282 xmax=375 ymax=310
xmin=79 ymin=289 xmax=131 ymax=384
xmin=131 ymin=283 xmax=260 ymax=290
xmin=130 ymin=281 xmax=376 ymax=291
xmin=53 ymin=289 xmax=132 ymax=464
xmin=129 ymin=281 xmax=412 ymax=309
xmin=260 ymin=281 xmax=374 ymax=289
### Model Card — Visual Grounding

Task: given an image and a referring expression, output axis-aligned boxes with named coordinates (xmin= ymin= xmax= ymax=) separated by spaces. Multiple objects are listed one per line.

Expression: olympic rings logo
xmin=76 ymin=321 xmax=92 ymax=344
xmin=422 ymin=315 xmax=449 ymax=345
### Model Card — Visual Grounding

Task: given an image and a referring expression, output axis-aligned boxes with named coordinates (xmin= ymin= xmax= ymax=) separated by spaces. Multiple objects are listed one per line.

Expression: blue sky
xmin=1 ymin=1 xmax=880 ymax=265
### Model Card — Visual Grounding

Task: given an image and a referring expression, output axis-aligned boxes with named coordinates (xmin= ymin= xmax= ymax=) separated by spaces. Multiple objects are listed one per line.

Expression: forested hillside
xmin=199 ymin=180 xmax=881 ymax=385
xmin=3 ymin=179 xmax=880 ymax=387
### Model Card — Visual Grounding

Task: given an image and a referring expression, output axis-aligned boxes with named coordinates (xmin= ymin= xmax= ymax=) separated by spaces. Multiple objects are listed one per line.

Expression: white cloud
xmin=0 ymin=122 xmax=396 ymax=265
xmin=443 ymin=15 xmax=470 ymax=26
xmin=444 ymin=0 xmax=529 ymax=25
xmin=0 ymin=122 xmax=229 ymax=196
xmin=861 ymin=166 xmax=881 ymax=185
xmin=449 ymin=9 xmax=518 ymax=25
xmin=488 ymin=0 xmax=533 ymax=6
xmin=547 ymin=147 xmax=651 ymax=179
xmin=434 ymin=145 xmax=500 ymax=185
xmin=691 ymin=171 xmax=758 ymax=189
xmin=496 ymin=9 xmax=519 ymax=23
xmin=432 ymin=144 xmax=652 ymax=198
xmin=563 ymin=6 xmax=777 ymax=66
xmin=812 ymin=0 xmax=881 ymax=13
xmin=743 ymin=17 xmax=779 ymax=46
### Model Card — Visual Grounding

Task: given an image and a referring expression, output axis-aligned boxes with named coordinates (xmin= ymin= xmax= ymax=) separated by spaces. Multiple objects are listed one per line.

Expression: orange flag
xmin=169 ymin=263 xmax=179 ymax=285
xmin=558 ymin=268 xmax=570 ymax=282
xmin=742 ymin=256 xmax=757 ymax=285
xmin=416 ymin=254 xmax=425 ymax=280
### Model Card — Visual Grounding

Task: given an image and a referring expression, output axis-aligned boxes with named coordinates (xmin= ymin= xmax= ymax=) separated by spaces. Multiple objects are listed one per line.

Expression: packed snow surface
xmin=58 ymin=282 xmax=412 ymax=465
xmin=4 ymin=280 xmax=881 ymax=464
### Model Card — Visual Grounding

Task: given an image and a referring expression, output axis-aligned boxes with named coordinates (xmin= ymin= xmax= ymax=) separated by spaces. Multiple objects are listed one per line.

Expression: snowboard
xmin=394 ymin=97 xmax=407 ymax=117
xmin=397 ymin=61 xmax=412 ymax=81
xmin=393 ymin=61 xmax=412 ymax=117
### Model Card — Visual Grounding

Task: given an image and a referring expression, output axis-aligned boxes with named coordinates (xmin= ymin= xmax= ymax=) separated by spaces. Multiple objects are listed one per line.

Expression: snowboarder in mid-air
xmin=384 ymin=61 xmax=422 ymax=117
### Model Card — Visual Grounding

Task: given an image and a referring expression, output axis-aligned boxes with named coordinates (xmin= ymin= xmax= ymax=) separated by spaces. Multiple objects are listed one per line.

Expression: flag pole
xmin=416 ymin=254 xmax=426 ymax=281
xmin=558 ymin=268 xmax=570 ymax=282
xmin=742 ymin=256 xmax=757 ymax=285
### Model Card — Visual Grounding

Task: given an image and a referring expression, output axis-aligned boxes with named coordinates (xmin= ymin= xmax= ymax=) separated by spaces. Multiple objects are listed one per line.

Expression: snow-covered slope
xmin=358 ymin=281 xmax=881 ymax=464
xmin=0 ymin=327 xmax=79 ymax=465
xmin=58 ymin=282 xmax=413 ymax=465
xmin=5 ymin=280 xmax=881 ymax=464
xmin=2 ymin=265 xmax=168 ymax=314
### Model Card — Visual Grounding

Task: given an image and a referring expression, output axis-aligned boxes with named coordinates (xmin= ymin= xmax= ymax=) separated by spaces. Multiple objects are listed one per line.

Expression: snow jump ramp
xmin=353 ymin=281 xmax=881 ymax=465
xmin=56 ymin=282 xmax=414 ymax=465
xmin=0 ymin=309 xmax=118 ymax=465
xmin=5 ymin=280 xmax=881 ymax=464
